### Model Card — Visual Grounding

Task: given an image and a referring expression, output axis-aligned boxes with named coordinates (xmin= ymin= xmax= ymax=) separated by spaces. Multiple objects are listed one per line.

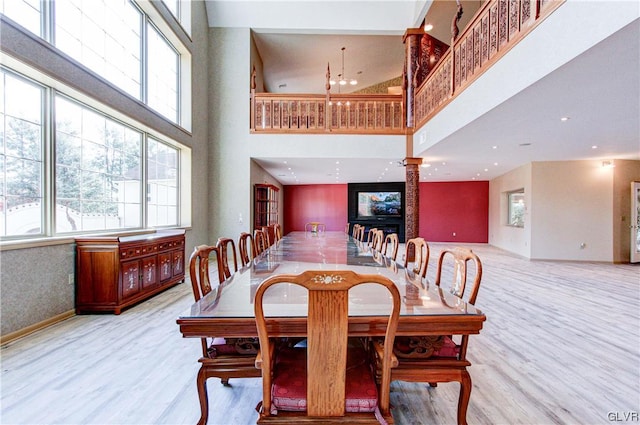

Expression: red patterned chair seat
xmin=393 ymin=335 xmax=460 ymax=359
xmin=207 ymin=337 xmax=260 ymax=358
xmin=271 ymin=346 xmax=378 ymax=413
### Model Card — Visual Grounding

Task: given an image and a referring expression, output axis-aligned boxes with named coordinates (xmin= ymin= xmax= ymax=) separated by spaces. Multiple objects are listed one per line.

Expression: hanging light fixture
xmin=329 ymin=47 xmax=358 ymax=87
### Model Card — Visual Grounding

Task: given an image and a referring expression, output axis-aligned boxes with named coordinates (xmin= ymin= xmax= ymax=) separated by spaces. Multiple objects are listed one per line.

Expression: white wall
xmin=489 ymin=163 xmax=532 ymax=257
xmin=490 ymin=160 xmax=623 ymax=261
xmin=530 ymin=161 xmax=614 ymax=261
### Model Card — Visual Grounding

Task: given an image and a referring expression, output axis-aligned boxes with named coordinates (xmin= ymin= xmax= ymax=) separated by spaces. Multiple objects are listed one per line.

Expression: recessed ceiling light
xmin=560 ymin=116 xmax=570 ymax=121
xmin=335 ymin=160 xmax=340 ymax=164
xmin=484 ymin=168 xmax=488 ymax=172
xmin=494 ymin=162 xmax=498 ymax=166
xmin=421 ymin=163 xmax=431 ymax=168
xmin=492 ymin=145 xmax=498 ymax=149
xmin=442 ymin=162 xmax=446 ymax=165
xmin=283 ymin=160 xmax=287 ymax=164
xmin=592 ymin=145 xmax=598 ymax=149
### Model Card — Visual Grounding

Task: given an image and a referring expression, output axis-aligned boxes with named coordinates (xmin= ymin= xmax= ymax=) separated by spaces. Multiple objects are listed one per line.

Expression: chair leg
xmin=196 ymin=367 xmax=209 ymax=425
xmin=457 ymin=370 xmax=472 ymax=425
xmin=221 ymin=378 xmax=230 ymax=386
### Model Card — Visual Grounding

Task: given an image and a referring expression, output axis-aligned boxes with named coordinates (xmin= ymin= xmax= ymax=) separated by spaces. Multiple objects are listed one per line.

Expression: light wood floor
xmin=2 ymin=243 xmax=639 ymax=425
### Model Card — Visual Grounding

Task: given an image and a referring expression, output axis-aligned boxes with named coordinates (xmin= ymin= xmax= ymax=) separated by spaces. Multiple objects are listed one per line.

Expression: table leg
xmin=457 ymin=370 xmax=472 ymax=425
xmin=196 ymin=367 xmax=209 ymax=425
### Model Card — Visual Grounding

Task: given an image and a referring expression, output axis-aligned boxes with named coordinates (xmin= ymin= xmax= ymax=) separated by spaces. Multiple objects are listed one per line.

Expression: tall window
xmin=0 ymin=0 xmax=42 ymax=36
xmin=147 ymin=23 xmax=179 ymax=123
xmin=508 ymin=190 xmax=525 ymax=227
xmin=0 ymin=70 xmax=44 ymax=237
xmin=147 ymin=138 xmax=178 ymax=227
xmin=0 ymin=65 xmax=187 ymax=240
xmin=55 ymin=0 xmax=142 ymax=100
xmin=55 ymin=96 xmax=142 ymax=233
xmin=2 ymin=0 xmax=187 ymax=127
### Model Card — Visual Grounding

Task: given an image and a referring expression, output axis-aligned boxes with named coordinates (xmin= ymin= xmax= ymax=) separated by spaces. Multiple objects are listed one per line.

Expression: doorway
xmin=631 ymin=182 xmax=640 ymax=263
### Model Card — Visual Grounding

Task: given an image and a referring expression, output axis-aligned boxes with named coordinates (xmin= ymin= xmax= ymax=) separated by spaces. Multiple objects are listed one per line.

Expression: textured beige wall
xmin=208 ymin=27 xmax=253 ymax=241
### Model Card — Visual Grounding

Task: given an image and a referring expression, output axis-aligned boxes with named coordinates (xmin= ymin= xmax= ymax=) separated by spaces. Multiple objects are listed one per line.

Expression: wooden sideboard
xmin=75 ymin=229 xmax=186 ymax=314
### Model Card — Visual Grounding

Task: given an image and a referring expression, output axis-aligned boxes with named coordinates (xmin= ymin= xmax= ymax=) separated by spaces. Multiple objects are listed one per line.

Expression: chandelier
xmin=330 ymin=47 xmax=357 ymax=87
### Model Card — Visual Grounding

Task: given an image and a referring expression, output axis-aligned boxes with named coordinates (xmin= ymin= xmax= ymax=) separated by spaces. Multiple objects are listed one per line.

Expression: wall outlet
xmin=68 ymin=274 xmax=74 ymax=285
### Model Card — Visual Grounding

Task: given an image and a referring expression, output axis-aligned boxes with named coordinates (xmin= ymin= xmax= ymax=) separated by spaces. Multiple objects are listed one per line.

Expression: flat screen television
xmin=357 ymin=191 xmax=402 ymax=218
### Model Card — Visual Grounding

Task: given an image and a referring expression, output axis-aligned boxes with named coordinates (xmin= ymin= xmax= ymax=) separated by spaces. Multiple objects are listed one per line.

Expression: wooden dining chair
xmin=366 ymin=227 xmax=378 ymax=247
xmin=305 ymin=221 xmax=326 ymax=233
xmin=238 ymin=232 xmax=256 ymax=267
xmin=403 ymin=237 xmax=430 ymax=280
xmin=254 ymin=270 xmax=400 ymax=424
xmin=382 ymin=232 xmax=399 ymax=261
xmin=188 ymin=245 xmax=261 ymax=425
xmin=273 ymin=223 xmax=283 ymax=242
xmin=254 ymin=228 xmax=268 ymax=255
xmin=381 ymin=247 xmax=483 ymax=425
xmin=351 ymin=224 xmax=363 ymax=241
xmin=216 ymin=237 xmax=238 ymax=281
xmin=372 ymin=229 xmax=384 ymax=252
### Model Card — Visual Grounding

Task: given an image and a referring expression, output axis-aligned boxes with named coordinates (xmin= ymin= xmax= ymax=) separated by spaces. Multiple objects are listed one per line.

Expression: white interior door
xmin=631 ymin=182 xmax=640 ymax=263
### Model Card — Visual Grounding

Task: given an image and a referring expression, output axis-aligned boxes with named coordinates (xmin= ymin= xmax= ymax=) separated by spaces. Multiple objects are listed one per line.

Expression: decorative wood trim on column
xmin=403 ymin=29 xmax=422 ymax=129
xmin=404 ymin=157 xmax=422 ymax=249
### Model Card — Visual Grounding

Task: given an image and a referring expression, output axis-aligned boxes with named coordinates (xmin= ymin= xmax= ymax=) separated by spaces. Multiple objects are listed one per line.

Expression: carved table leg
xmin=457 ymin=370 xmax=472 ymax=425
xmin=196 ymin=367 xmax=209 ymax=425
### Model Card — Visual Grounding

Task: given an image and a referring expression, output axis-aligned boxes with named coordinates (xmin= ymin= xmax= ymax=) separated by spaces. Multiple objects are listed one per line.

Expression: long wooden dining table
xmin=177 ymin=231 xmax=486 ymax=422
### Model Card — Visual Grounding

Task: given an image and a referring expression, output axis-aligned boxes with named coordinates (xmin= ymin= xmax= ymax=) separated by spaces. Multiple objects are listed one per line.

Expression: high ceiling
xmin=204 ymin=1 xmax=640 ymax=184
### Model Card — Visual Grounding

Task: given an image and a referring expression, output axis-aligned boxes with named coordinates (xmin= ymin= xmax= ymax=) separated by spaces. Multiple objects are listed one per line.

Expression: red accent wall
xmin=283 ymin=184 xmax=348 ymax=233
xmin=419 ymin=181 xmax=489 ymax=243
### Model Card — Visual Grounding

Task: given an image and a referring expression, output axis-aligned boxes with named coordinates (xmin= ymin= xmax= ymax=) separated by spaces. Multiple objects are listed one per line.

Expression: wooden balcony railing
xmin=249 ymin=0 xmax=563 ymax=135
xmin=250 ymin=92 xmax=405 ymax=135
xmin=414 ymin=0 xmax=564 ymax=128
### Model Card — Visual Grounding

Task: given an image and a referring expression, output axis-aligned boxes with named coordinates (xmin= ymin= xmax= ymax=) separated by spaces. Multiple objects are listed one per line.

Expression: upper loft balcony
xmin=249 ymin=0 xmax=565 ymax=136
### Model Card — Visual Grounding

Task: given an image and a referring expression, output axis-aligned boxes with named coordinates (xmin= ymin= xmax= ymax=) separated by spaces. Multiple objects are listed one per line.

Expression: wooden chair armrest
xmin=254 ymin=340 xmax=276 ymax=369
xmin=372 ymin=339 xmax=398 ymax=368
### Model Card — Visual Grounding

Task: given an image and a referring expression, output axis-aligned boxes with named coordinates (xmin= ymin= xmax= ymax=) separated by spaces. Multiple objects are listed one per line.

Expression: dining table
xmin=177 ymin=231 xmax=486 ymax=421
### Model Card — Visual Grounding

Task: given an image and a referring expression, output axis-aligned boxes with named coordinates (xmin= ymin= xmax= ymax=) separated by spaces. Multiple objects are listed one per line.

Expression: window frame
xmin=507 ymin=189 xmax=525 ymax=228
xmin=0 ymin=64 xmax=189 ymax=242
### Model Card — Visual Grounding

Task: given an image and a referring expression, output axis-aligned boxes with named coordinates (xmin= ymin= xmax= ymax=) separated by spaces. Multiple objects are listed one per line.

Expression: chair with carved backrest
xmin=188 ymin=245 xmax=261 ymax=425
xmin=351 ymin=224 xmax=364 ymax=242
xmin=273 ymin=223 xmax=283 ymax=243
xmin=382 ymin=233 xmax=399 ymax=261
xmin=365 ymin=227 xmax=378 ymax=247
xmin=382 ymin=246 xmax=483 ymax=425
xmin=254 ymin=270 xmax=400 ymax=424
xmin=239 ymin=232 xmax=256 ymax=267
xmin=254 ymin=228 xmax=268 ymax=255
xmin=304 ymin=221 xmax=326 ymax=233
xmin=216 ymin=237 xmax=239 ymax=281
xmin=403 ymin=237 xmax=430 ymax=280
xmin=371 ymin=229 xmax=384 ymax=252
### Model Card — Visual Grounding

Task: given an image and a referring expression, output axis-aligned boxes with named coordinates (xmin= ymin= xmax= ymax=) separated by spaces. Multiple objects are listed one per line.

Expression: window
xmin=147 ymin=138 xmax=178 ymax=227
xmin=55 ymin=0 xmax=143 ymax=100
xmin=0 ymin=0 xmax=42 ymax=37
xmin=55 ymin=95 xmax=142 ymax=233
xmin=0 ymin=70 xmax=45 ymax=237
xmin=1 ymin=0 xmax=189 ymax=128
xmin=146 ymin=23 xmax=178 ymax=123
xmin=0 ymin=65 xmax=188 ymax=241
xmin=507 ymin=190 xmax=525 ymax=227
